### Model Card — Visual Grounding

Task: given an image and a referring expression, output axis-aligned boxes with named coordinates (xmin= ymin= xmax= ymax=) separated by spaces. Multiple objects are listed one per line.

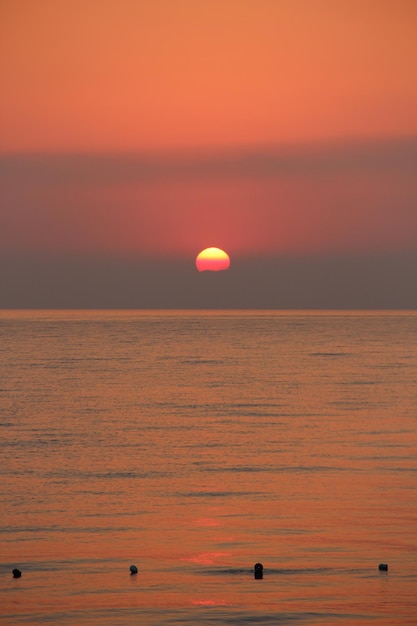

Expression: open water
xmin=0 ymin=310 xmax=416 ymax=625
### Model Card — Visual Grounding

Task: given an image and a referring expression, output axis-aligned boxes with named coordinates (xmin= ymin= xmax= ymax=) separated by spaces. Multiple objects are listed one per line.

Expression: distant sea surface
xmin=1 ymin=310 xmax=416 ymax=625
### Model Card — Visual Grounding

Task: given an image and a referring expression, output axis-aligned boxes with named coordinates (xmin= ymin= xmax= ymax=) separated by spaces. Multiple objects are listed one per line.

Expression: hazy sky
xmin=1 ymin=0 xmax=416 ymax=308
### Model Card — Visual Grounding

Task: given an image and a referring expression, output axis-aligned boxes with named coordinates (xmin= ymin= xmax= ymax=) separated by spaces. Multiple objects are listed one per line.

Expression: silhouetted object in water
xmin=378 ymin=563 xmax=388 ymax=572
xmin=254 ymin=563 xmax=263 ymax=579
xmin=12 ymin=569 xmax=22 ymax=578
xmin=130 ymin=565 xmax=138 ymax=575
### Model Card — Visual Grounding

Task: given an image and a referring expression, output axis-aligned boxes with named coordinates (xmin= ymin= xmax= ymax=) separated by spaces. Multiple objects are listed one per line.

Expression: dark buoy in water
xmin=130 ymin=565 xmax=138 ymax=575
xmin=254 ymin=563 xmax=263 ymax=579
xmin=378 ymin=563 xmax=388 ymax=572
xmin=12 ymin=569 xmax=22 ymax=578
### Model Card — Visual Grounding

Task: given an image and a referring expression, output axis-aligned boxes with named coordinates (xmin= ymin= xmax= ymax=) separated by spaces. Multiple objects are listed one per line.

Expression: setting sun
xmin=196 ymin=247 xmax=231 ymax=272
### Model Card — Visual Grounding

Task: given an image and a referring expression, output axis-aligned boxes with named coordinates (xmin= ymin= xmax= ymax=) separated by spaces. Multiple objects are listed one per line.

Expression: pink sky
xmin=1 ymin=140 xmax=416 ymax=260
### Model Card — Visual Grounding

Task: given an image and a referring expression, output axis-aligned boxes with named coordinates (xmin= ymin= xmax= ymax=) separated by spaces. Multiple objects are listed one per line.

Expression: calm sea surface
xmin=1 ymin=310 xmax=416 ymax=625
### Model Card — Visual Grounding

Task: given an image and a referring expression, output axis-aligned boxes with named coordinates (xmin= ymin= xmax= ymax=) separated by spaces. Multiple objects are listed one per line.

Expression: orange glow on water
xmin=196 ymin=247 xmax=231 ymax=272
xmin=1 ymin=311 xmax=417 ymax=623
xmin=184 ymin=552 xmax=231 ymax=566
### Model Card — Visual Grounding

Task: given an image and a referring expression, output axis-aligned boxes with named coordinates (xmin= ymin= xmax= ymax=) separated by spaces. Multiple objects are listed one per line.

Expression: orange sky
xmin=1 ymin=1 xmax=417 ymax=307
xmin=1 ymin=0 xmax=417 ymax=152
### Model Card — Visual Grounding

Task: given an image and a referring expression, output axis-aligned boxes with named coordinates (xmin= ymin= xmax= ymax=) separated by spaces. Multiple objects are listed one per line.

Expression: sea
xmin=0 ymin=310 xmax=416 ymax=625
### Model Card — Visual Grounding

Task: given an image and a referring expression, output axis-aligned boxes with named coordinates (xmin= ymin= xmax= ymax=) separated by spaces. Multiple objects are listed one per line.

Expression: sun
xmin=196 ymin=247 xmax=231 ymax=272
